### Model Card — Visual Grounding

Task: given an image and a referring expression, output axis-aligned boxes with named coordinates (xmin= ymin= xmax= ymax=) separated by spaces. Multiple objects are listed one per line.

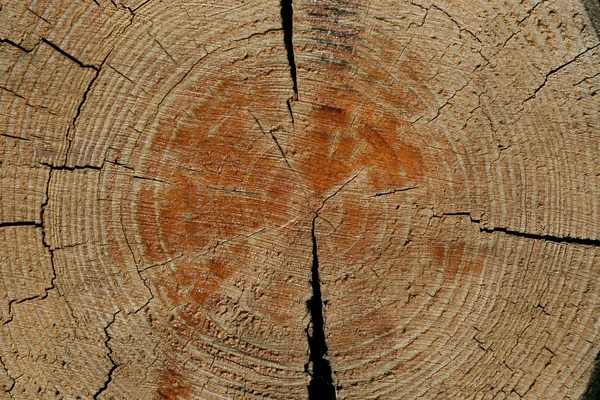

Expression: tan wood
xmin=1 ymin=0 xmax=600 ymax=398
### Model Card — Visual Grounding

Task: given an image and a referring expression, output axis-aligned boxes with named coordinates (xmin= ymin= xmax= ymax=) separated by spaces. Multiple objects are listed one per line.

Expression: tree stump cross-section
xmin=1 ymin=0 xmax=600 ymax=399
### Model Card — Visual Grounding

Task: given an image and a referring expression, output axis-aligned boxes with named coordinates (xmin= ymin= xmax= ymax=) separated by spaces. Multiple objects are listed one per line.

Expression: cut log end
xmin=1 ymin=0 xmax=600 ymax=399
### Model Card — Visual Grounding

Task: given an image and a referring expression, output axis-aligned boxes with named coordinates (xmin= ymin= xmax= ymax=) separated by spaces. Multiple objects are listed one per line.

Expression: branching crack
xmin=133 ymin=269 xmax=155 ymax=314
xmin=249 ymin=111 xmax=294 ymax=171
xmin=303 ymin=177 xmax=360 ymax=399
xmin=5 ymin=169 xmax=58 ymax=324
xmin=94 ymin=311 xmax=120 ymax=399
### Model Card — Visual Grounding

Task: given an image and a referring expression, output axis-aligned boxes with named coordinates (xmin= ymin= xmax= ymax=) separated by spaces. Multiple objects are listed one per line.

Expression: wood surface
xmin=1 ymin=0 xmax=600 ymax=399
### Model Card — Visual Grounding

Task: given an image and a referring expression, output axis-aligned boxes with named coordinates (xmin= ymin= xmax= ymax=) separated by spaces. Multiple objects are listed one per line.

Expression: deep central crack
xmin=281 ymin=1 xmax=334 ymax=395
xmin=306 ymin=216 xmax=336 ymax=399
xmin=280 ymin=0 xmax=298 ymax=96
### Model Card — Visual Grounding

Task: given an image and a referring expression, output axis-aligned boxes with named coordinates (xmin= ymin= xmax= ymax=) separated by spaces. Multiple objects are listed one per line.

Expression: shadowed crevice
xmin=583 ymin=351 xmax=600 ymax=399
xmin=281 ymin=0 xmax=298 ymax=97
xmin=93 ymin=311 xmax=120 ymax=399
xmin=305 ymin=216 xmax=336 ymax=400
xmin=444 ymin=212 xmax=600 ymax=247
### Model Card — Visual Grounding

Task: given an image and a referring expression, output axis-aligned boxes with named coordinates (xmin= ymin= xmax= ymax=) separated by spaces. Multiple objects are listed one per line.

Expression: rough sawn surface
xmin=1 ymin=0 xmax=600 ymax=399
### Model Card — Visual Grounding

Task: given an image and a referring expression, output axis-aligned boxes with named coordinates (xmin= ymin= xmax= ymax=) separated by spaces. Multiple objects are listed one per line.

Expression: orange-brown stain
xmin=464 ymin=248 xmax=485 ymax=276
xmin=150 ymin=255 xmax=239 ymax=338
xmin=432 ymin=242 xmax=485 ymax=281
xmin=296 ymin=89 xmax=426 ymax=198
xmin=435 ymin=242 xmax=464 ymax=281
xmin=285 ymin=18 xmax=431 ymax=198
xmin=135 ymin=76 xmax=302 ymax=265
xmin=134 ymin=72 xmax=313 ymax=395
xmin=156 ymin=368 xmax=192 ymax=400
xmin=169 ymin=258 xmax=232 ymax=308
xmin=127 ymin=13 xmax=446 ymax=395
xmin=339 ymin=306 xmax=396 ymax=349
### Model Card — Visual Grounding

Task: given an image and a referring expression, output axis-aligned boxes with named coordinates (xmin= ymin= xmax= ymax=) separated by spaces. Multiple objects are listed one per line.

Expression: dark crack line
xmin=64 ymin=52 xmax=110 ymax=166
xmin=303 ymin=175 xmax=358 ymax=395
xmin=1 ymin=38 xmax=104 ymax=68
xmin=72 ymin=56 xmax=104 ymax=128
xmin=523 ymin=43 xmax=600 ymax=103
xmin=40 ymin=169 xmax=57 ymax=299
xmin=286 ymin=98 xmax=296 ymax=126
xmin=94 ymin=311 xmax=120 ymax=399
xmin=4 ymin=170 xmax=58 ymax=325
xmin=40 ymin=162 xmax=102 ymax=171
xmin=0 ymin=221 xmax=40 ymax=228
xmin=445 ymin=212 xmax=600 ymax=246
xmin=371 ymin=185 xmax=422 ymax=197
xmin=0 ymin=38 xmax=34 ymax=53
xmin=71 ymin=67 xmax=101 ymax=130
xmin=249 ymin=111 xmax=295 ymax=171
xmin=306 ymin=216 xmax=336 ymax=399
xmin=281 ymin=0 xmax=298 ymax=97
xmin=42 ymin=39 xmax=99 ymax=70
xmin=480 ymin=226 xmax=600 ymax=246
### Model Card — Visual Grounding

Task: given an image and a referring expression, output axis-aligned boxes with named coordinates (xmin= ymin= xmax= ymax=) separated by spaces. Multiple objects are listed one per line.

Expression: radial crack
xmin=94 ymin=311 xmax=120 ymax=399
xmin=281 ymin=0 xmax=298 ymax=97
xmin=302 ymin=174 xmax=360 ymax=397
xmin=305 ymin=216 xmax=336 ymax=399
xmin=0 ymin=38 xmax=35 ymax=53
xmin=64 ymin=52 xmax=111 ymax=166
xmin=371 ymin=185 xmax=422 ymax=197
xmin=444 ymin=212 xmax=600 ymax=246
xmin=3 ymin=168 xmax=59 ymax=325
xmin=42 ymin=39 xmax=99 ymax=70
xmin=523 ymin=43 xmax=600 ymax=103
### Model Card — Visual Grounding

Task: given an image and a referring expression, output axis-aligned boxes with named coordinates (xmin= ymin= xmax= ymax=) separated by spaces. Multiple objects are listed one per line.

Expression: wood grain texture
xmin=1 ymin=0 xmax=600 ymax=399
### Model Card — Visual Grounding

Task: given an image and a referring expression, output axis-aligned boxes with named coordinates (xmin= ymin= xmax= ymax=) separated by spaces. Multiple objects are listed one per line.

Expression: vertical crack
xmin=62 ymin=51 xmax=110 ymax=166
xmin=281 ymin=0 xmax=298 ymax=125
xmin=94 ymin=311 xmax=120 ymax=399
xmin=303 ymin=172 xmax=360 ymax=399
xmin=305 ymin=216 xmax=336 ymax=399
xmin=280 ymin=0 xmax=298 ymax=97
xmin=40 ymin=169 xmax=56 ymax=295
